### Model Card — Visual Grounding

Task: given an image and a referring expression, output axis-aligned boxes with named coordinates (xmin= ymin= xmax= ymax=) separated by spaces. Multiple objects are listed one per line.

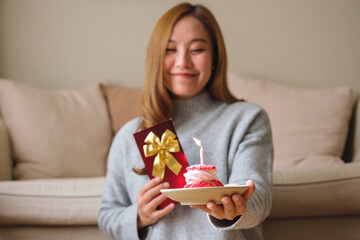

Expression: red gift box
xmin=133 ymin=119 xmax=189 ymax=208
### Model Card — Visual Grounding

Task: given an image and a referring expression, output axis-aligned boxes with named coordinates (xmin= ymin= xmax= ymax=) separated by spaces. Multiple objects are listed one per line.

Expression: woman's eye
xmin=191 ymin=49 xmax=205 ymax=53
xmin=165 ymin=48 xmax=176 ymax=53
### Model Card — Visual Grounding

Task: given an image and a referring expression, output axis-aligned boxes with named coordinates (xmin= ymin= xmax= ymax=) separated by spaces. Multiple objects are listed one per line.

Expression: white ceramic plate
xmin=160 ymin=185 xmax=248 ymax=205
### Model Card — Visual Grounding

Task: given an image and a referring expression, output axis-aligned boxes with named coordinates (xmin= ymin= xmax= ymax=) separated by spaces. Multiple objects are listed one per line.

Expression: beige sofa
xmin=0 ymin=75 xmax=359 ymax=240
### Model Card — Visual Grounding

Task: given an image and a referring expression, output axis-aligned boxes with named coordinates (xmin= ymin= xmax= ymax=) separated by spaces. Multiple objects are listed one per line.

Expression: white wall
xmin=0 ymin=0 xmax=359 ymax=92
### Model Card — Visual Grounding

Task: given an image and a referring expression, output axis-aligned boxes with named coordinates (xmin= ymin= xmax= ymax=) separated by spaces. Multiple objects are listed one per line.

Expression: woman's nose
xmin=175 ymin=51 xmax=192 ymax=68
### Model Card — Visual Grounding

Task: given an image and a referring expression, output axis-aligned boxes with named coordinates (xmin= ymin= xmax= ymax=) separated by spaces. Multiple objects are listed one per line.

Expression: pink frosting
xmin=183 ymin=168 xmax=219 ymax=184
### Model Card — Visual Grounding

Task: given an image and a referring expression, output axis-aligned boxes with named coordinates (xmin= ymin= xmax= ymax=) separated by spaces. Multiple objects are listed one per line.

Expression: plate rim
xmin=160 ymin=185 xmax=248 ymax=205
xmin=160 ymin=185 xmax=248 ymax=193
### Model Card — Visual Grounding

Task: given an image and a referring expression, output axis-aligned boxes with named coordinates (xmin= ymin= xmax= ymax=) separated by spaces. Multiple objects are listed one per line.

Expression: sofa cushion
xmin=228 ymin=74 xmax=357 ymax=169
xmin=270 ymin=162 xmax=360 ymax=218
xmin=100 ymin=84 xmax=142 ymax=135
xmin=0 ymin=80 xmax=112 ymax=180
xmin=0 ymin=177 xmax=106 ymax=225
xmin=0 ymin=226 xmax=110 ymax=240
xmin=0 ymin=117 xmax=12 ymax=180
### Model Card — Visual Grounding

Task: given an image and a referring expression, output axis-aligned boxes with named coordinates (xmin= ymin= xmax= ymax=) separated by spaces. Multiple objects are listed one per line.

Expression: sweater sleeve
xmin=97 ymin=123 xmax=143 ymax=240
xmin=209 ymin=107 xmax=274 ymax=230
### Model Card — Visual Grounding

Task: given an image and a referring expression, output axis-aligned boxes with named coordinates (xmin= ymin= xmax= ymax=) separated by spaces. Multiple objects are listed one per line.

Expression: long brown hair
xmin=140 ymin=2 xmax=238 ymax=130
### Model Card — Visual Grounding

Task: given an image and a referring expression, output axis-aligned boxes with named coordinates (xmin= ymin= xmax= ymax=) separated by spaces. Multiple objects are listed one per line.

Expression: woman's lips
xmin=171 ymin=73 xmax=198 ymax=78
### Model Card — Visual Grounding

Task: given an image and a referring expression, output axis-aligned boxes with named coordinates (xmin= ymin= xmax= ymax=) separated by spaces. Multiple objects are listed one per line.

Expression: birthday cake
xmin=183 ymin=164 xmax=224 ymax=188
xmin=184 ymin=137 xmax=224 ymax=188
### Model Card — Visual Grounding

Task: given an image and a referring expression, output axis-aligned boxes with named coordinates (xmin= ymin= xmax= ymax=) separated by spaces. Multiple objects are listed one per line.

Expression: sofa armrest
xmin=270 ymin=162 xmax=360 ymax=218
xmin=353 ymin=97 xmax=360 ymax=162
xmin=0 ymin=116 xmax=12 ymax=180
xmin=0 ymin=177 xmax=106 ymax=225
xmin=273 ymin=162 xmax=360 ymax=185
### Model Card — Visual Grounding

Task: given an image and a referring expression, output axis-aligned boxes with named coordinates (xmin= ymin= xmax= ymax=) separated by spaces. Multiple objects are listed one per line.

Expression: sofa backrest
xmin=227 ymin=73 xmax=358 ymax=170
xmin=0 ymin=80 xmax=359 ymax=182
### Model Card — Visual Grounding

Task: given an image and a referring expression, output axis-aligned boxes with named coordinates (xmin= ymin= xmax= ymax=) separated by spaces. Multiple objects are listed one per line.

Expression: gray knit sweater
xmin=98 ymin=92 xmax=273 ymax=240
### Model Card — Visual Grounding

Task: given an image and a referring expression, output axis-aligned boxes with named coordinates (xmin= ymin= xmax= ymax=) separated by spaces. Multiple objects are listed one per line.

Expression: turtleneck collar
xmin=172 ymin=92 xmax=221 ymax=122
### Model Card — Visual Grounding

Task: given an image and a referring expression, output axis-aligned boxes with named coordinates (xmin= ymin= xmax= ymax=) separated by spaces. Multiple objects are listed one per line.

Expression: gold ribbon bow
xmin=143 ymin=129 xmax=182 ymax=180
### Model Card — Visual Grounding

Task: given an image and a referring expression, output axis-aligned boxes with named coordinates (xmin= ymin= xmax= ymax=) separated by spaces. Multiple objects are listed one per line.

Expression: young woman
xmin=98 ymin=3 xmax=273 ymax=240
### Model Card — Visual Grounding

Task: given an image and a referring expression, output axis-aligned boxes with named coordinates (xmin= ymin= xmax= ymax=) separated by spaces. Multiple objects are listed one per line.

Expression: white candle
xmin=192 ymin=137 xmax=204 ymax=165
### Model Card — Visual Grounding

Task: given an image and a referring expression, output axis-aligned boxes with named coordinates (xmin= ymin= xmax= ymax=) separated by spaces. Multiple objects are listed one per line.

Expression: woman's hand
xmin=190 ymin=180 xmax=255 ymax=220
xmin=137 ymin=177 xmax=175 ymax=229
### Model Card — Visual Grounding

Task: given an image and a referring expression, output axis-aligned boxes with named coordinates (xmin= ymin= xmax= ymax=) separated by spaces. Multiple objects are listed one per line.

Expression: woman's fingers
xmin=242 ymin=179 xmax=255 ymax=201
xmin=232 ymin=194 xmax=246 ymax=214
xmin=142 ymin=182 xmax=170 ymax=204
xmin=151 ymin=202 xmax=175 ymax=220
xmin=190 ymin=204 xmax=211 ymax=214
xmin=137 ymin=178 xmax=173 ymax=229
xmin=191 ymin=180 xmax=256 ymax=221
xmin=192 ymin=201 xmax=226 ymax=220
xmin=207 ymin=201 xmax=223 ymax=216
xmin=138 ymin=178 xmax=169 ymax=204
xmin=221 ymin=196 xmax=236 ymax=219
xmin=138 ymin=177 xmax=161 ymax=197
xmin=143 ymin=190 xmax=169 ymax=212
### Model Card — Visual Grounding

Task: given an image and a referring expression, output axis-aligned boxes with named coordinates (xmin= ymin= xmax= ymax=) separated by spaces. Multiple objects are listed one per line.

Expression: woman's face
xmin=163 ymin=16 xmax=213 ymax=100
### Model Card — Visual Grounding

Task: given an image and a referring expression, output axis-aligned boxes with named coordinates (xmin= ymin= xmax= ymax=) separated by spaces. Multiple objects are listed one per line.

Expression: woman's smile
xmin=170 ymin=72 xmax=198 ymax=78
